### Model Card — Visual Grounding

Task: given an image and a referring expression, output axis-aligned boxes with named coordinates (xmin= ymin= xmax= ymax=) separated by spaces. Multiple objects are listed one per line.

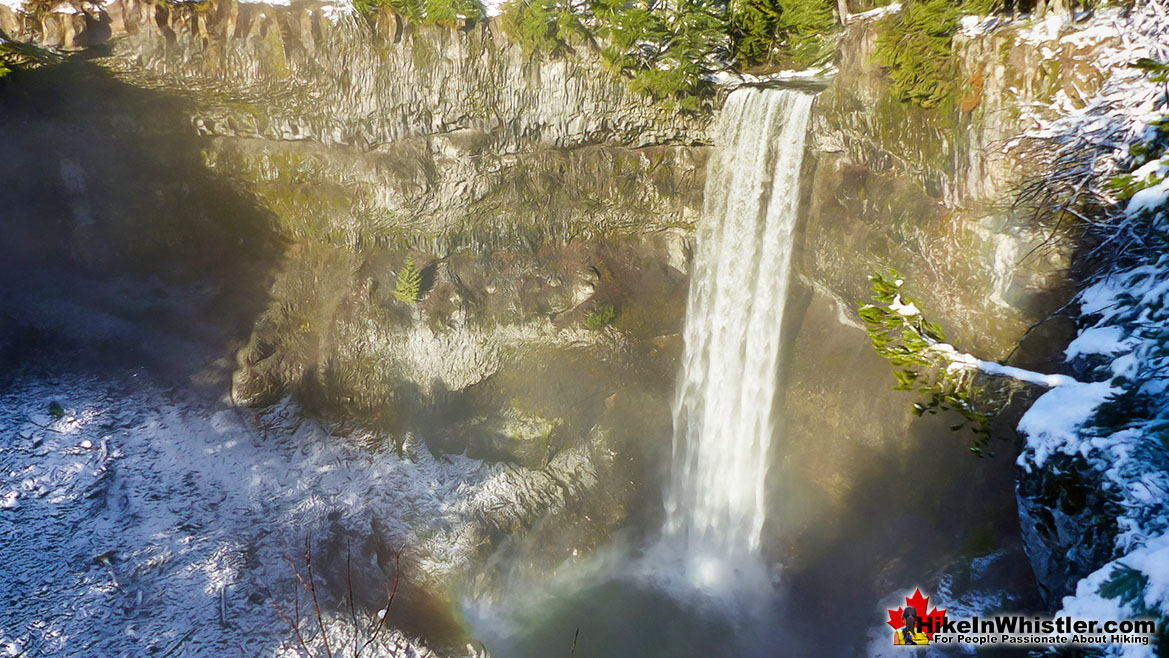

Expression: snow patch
xmin=1017 ymin=381 xmax=1116 ymax=469
xmin=1127 ymin=177 xmax=1169 ymax=218
xmin=847 ymin=2 xmax=901 ymax=23
xmin=1017 ymin=12 xmax=1069 ymax=44
xmin=959 ymin=14 xmax=1002 ymax=37
xmin=482 ymin=0 xmax=505 ymax=17
xmin=977 ymin=361 xmax=1077 ymax=387
xmin=1065 ymin=325 xmax=1132 ymax=360
xmin=888 ymin=294 xmax=920 ymax=317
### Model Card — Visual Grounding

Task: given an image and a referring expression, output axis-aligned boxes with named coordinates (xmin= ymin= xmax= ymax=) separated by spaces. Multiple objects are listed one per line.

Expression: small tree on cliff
xmin=858 ymin=270 xmax=1074 ymax=455
xmin=392 ymin=256 xmax=422 ymax=305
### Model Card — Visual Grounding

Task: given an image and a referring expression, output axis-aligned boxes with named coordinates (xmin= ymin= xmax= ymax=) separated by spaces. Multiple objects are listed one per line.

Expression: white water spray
xmin=660 ymin=87 xmax=813 ymax=591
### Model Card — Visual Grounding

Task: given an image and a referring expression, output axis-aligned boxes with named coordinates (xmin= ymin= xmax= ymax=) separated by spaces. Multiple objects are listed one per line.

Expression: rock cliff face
xmin=802 ymin=15 xmax=1116 ymax=357
xmin=0 ymin=0 xmax=1127 ymax=642
xmin=1 ymin=0 xmax=711 ymax=150
xmin=0 ymin=0 xmax=706 ymax=632
xmin=1 ymin=0 xmax=708 ymax=414
xmin=779 ymin=10 xmax=1133 ymax=615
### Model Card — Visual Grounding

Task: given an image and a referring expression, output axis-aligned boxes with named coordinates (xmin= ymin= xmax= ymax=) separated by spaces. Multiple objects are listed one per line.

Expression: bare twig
xmin=361 ymin=550 xmax=401 ymax=655
xmin=275 ymin=536 xmax=409 ymax=658
xmin=23 ymin=417 xmax=65 ymax=434
xmin=273 ymin=596 xmax=312 ymax=658
xmin=159 ymin=628 xmax=196 ymax=658
xmin=347 ymin=540 xmax=358 ymax=658
xmin=303 ymin=536 xmax=334 ymax=658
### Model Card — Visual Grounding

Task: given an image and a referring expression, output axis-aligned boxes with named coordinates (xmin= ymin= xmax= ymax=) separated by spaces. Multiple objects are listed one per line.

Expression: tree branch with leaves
xmin=859 ymin=270 xmax=1077 ymax=455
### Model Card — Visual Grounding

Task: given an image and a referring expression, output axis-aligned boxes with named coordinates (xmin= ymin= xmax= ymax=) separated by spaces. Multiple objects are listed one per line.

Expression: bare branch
xmin=348 ymin=540 xmax=358 ymax=658
xmin=303 ymin=535 xmax=334 ymax=658
xmin=361 ymin=549 xmax=402 ymax=654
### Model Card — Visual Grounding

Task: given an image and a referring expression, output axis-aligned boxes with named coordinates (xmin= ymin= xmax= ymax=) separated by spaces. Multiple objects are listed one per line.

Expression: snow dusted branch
xmin=859 ymin=271 xmax=1075 ymax=454
xmin=1006 ymin=0 xmax=1169 ymax=275
xmin=933 ymin=344 xmax=1078 ymax=388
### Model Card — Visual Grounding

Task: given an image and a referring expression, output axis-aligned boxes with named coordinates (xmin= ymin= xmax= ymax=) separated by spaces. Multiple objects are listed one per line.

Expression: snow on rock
xmin=1016 ymin=381 xmax=1117 ymax=470
xmin=1016 ymin=11 xmax=1070 ymax=44
xmin=0 ymin=368 xmax=576 ymax=657
xmin=846 ymin=1 xmax=901 ymax=24
xmin=1010 ymin=0 xmax=1169 ymax=650
xmin=481 ymin=0 xmax=505 ymax=17
xmin=959 ymin=13 xmax=1002 ymax=37
xmin=708 ymin=64 xmax=838 ymax=89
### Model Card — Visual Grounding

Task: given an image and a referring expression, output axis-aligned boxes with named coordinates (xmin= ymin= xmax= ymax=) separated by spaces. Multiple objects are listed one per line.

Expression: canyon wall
xmin=0 ymin=0 xmax=1129 ymax=636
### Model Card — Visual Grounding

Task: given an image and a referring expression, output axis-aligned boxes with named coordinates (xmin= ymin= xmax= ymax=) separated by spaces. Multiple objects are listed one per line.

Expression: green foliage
xmin=1107 ymin=171 xmax=1163 ymax=201
xmin=584 ymin=303 xmax=616 ymax=329
xmin=353 ymin=0 xmax=484 ymax=26
xmin=0 ymin=29 xmax=65 ymax=77
xmin=500 ymin=0 xmax=589 ymax=54
xmin=1096 ymin=566 xmax=1169 ymax=652
xmin=729 ymin=0 xmax=783 ymax=63
xmin=593 ymin=0 xmax=730 ymax=108
xmin=731 ymin=0 xmax=835 ymax=69
xmin=1132 ymin=57 xmax=1169 ymax=83
xmin=1099 ymin=565 xmax=1149 ymax=603
xmin=499 ymin=0 xmax=839 ymax=109
xmin=872 ymin=0 xmax=999 ymax=108
xmin=859 ymin=270 xmax=994 ymax=453
xmin=1105 ymin=83 xmax=1169 ymax=200
xmin=47 ymin=401 xmax=65 ymax=419
xmin=873 ymin=0 xmax=960 ymax=108
xmin=392 ymin=256 xmax=423 ymax=304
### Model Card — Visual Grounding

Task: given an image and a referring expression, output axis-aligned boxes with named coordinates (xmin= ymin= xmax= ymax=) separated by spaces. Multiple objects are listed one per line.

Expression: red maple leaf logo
xmin=887 ymin=588 xmax=947 ymax=640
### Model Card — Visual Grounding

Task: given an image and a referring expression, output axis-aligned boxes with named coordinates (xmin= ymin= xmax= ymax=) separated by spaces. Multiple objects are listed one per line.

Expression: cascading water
xmin=660 ymin=87 xmax=813 ymax=592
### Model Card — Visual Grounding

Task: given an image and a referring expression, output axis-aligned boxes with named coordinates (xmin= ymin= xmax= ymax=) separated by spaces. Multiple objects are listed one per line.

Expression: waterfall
xmin=660 ymin=87 xmax=813 ymax=591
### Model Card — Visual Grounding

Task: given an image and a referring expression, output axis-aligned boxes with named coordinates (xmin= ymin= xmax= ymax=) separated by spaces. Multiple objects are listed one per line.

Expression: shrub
xmin=392 ymin=256 xmax=422 ymax=304
xmin=0 ymin=31 xmax=65 ymax=77
xmin=858 ymin=270 xmax=994 ymax=453
xmin=873 ymin=0 xmax=1001 ymax=108
xmin=500 ymin=0 xmax=589 ymax=54
xmin=595 ymin=0 xmax=727 ymax=107
xmin=584 ymin=303 xmax=616 ymax=330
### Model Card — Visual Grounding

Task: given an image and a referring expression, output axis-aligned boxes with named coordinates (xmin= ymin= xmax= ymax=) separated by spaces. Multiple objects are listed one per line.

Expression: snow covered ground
xmin=0 ymin=364 xmax=526 ymax=657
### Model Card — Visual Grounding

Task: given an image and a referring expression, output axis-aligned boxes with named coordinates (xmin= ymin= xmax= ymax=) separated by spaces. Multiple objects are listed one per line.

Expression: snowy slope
xmin=1010 ymin=0 xmax=1169 ymax=653
xmin=0 ymin=368 xmax=530 ymax=657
